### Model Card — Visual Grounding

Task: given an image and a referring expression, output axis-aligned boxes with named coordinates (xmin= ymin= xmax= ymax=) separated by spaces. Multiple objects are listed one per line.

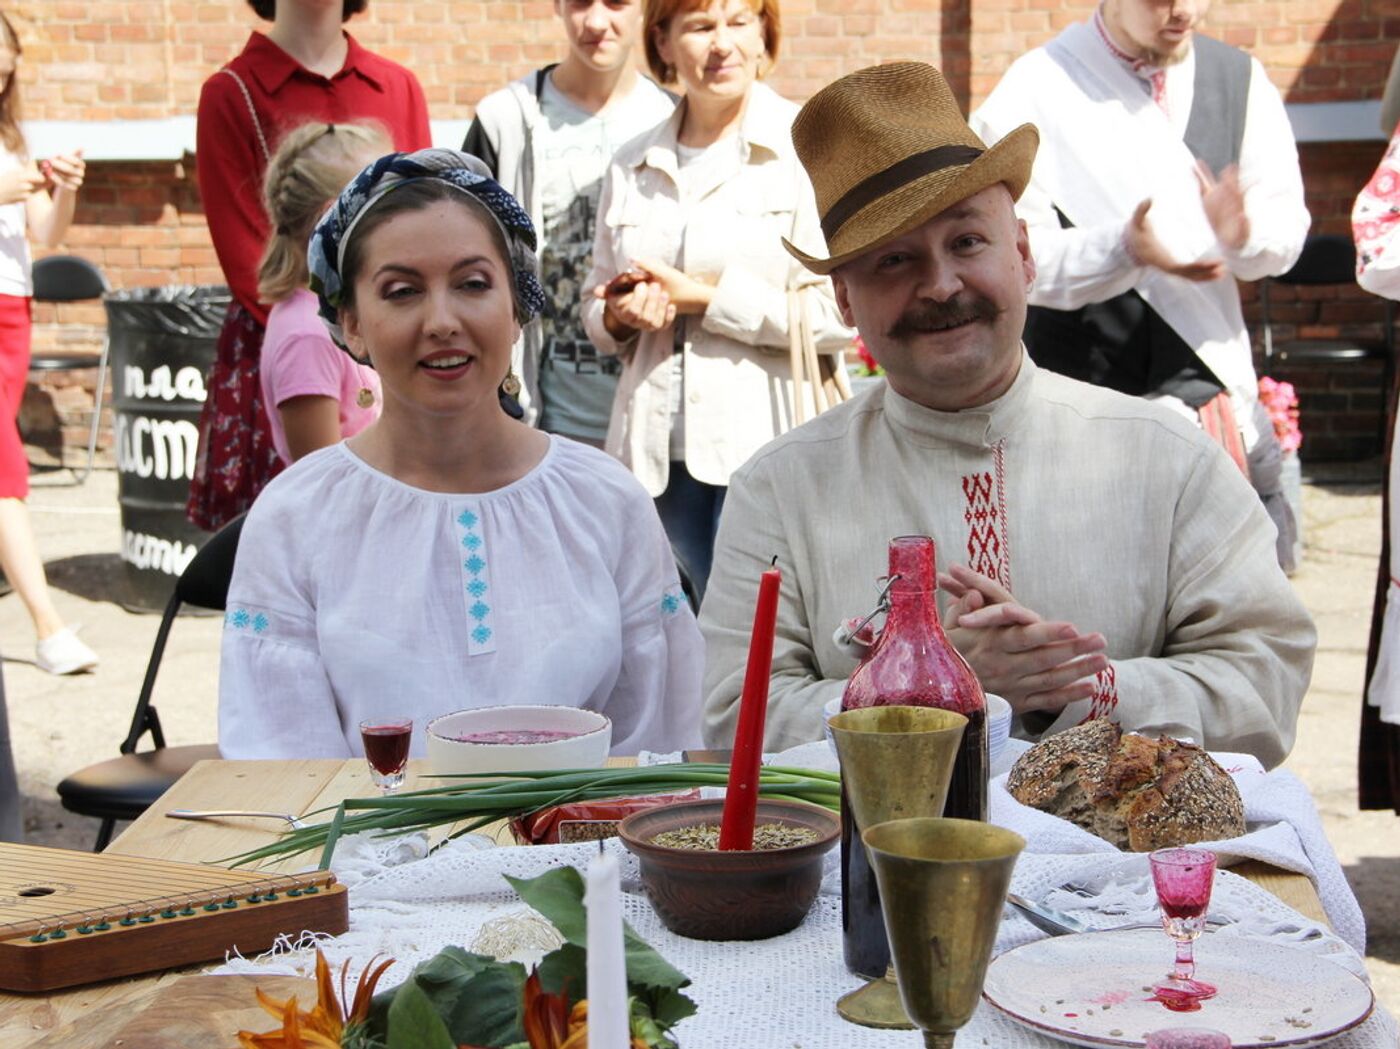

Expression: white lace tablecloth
xmin=210 ymin=740 xmax=1397 ymax=1046
xmin=214 ymin=827 xmax=1398 ymax=1048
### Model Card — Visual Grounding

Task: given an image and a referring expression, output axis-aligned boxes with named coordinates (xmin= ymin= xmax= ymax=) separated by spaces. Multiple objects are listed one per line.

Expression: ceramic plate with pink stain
xmin=982 ymin=928 xmax=1374 ymax=1048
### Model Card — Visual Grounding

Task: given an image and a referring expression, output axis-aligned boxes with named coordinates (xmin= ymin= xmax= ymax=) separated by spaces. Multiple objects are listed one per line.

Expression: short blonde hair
xmin=643 ymin=0 xmax=780 ymax=86
xmin=256 ymin=121 xmax=390 ymax=304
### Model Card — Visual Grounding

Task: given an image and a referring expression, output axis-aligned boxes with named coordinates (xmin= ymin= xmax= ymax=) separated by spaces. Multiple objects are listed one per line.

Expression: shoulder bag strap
xmin=219 ymin=67 xmax=272 ymax=164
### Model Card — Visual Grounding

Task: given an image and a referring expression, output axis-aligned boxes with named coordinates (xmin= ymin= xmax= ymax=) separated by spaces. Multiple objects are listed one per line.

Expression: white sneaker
xmin=35 ymin=627 xmax=99 ymax=675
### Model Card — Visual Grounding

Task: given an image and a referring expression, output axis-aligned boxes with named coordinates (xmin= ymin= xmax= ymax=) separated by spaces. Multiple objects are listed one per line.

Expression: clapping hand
xmin=1195 ymin=161 xmax=1249 ymax=252
xmin=594 ymin=270 xmax=676 ymax=339
xmin=1125 ymin=198 xmax=1226 ymax=282
xmin=938 ymin=564 xmax=1109 ymax=716
xmin=44 ymin=150 xmax=85 ymax=194
xmin=629 ymin=257 xmax=715 ymax=315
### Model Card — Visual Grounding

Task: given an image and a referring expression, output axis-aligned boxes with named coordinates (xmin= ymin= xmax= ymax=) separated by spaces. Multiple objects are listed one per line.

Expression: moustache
xmin=887 ymin=296 xmax=1000 ymax=339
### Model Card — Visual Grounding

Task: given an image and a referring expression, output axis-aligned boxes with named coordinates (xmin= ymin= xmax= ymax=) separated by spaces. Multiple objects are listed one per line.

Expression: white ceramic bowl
xmin=823 ymin=696 xmax=843 ymax=757
xmin=426 ymin=705 xmax=612 ymax=775
xmin=987 ymin=693 xmax=1013 ymax=772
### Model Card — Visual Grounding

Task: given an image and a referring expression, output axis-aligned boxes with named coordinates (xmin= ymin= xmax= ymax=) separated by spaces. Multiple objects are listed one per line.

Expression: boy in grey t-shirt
xmin=464 ymin=0 xmax=674 ymax=445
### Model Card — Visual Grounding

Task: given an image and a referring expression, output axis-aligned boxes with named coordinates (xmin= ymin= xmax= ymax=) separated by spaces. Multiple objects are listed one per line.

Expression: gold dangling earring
xmin=501 ymin=369 xmax=522 ymax=397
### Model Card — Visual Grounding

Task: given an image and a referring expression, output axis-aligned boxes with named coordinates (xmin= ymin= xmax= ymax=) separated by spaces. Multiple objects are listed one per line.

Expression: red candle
xmin=718 ymin=558 xmax=781 ymax=851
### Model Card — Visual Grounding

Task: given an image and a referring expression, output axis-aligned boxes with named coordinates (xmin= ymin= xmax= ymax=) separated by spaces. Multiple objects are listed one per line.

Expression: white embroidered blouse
xmin=218 ymin=436 xmax=706 ymax=758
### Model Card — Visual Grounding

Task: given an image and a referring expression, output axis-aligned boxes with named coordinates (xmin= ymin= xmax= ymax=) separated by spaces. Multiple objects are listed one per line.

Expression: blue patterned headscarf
xmin=308 ymin=148 xmax=547 ymax=349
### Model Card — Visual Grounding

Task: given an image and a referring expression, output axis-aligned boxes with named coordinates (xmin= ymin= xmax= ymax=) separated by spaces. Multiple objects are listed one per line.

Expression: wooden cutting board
xmin=28 ymin=974 xmax=315 ymax=1049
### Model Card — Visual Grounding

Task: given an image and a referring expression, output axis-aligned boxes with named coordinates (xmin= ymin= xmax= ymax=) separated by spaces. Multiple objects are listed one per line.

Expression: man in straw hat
xmin=970 ymin=0 xmax=1309 ymax=573
xmin=698 ymin=62 xmax=1313 ymax=767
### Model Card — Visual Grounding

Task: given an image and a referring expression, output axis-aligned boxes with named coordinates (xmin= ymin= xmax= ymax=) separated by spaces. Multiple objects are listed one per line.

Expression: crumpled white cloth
xmin=987 ymin=738 xmax=1367 ymax=953
xmin=211 ymin=832 xmax=1397 ymax=1048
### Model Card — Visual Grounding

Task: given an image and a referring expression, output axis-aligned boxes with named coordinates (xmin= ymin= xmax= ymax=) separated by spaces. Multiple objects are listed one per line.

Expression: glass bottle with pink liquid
xmin=839 ymin=535 xmax=989 ymax=977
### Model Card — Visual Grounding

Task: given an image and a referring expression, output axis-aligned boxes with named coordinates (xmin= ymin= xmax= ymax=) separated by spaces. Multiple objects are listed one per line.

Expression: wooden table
xmin=0 ymin=759 xmax=1333 ymax=1047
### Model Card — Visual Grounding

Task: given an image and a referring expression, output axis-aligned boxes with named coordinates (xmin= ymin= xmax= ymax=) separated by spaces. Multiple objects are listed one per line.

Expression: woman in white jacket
xmin=581 ymin=0 xmax=849 ymax=598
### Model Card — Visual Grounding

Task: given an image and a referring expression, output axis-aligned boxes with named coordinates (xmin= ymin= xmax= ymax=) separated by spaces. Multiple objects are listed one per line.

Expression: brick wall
xmin=12 ymin=0 xmax=1400 ymax=463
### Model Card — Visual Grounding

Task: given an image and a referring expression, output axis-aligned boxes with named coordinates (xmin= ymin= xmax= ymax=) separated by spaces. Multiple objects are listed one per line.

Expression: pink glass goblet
xmin=1148 ymin=847 xmax=1219 ymax=1009
xmin=1145 ymin=1028 xmax=1231 ymax=1049
xmin=359 ymin=717 xmax=412 ymax=794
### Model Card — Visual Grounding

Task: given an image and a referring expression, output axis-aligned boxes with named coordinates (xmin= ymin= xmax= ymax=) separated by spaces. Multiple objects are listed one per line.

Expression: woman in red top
xmin=189 ymin=0 xmax=430 ymax=530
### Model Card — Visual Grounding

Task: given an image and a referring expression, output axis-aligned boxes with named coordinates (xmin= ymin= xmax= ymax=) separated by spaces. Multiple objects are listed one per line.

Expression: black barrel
xmin=105 ymin=286 xmax=230 ymax=611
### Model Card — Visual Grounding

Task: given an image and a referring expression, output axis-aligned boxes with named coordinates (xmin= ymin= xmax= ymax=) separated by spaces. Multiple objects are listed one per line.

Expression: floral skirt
xmin=186 ymin=302 xmax=284 ymax=531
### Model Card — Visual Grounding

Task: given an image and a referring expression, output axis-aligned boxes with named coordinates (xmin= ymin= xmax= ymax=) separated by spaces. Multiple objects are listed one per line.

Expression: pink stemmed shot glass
xmin=359 ymin=717 xmax=413 ymax=794
xmin=1149 ymin=847 xmax=1219 ymax=1008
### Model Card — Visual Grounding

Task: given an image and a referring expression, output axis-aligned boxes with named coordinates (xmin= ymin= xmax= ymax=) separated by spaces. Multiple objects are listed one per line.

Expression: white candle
xmin=585 ymin=850 xmax=630 ymax=1049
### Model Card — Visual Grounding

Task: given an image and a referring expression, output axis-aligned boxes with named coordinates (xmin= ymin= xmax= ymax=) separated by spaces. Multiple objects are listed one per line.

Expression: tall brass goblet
xmin=828 ymin=706 xmax=967 ymax=1028
xmin=864 ymin=817 xmax=1026 ymax=1049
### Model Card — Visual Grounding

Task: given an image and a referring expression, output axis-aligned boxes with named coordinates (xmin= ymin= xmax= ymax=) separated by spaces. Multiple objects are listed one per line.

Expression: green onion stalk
xmin=219 ymin=763 xmax=842 ymax=870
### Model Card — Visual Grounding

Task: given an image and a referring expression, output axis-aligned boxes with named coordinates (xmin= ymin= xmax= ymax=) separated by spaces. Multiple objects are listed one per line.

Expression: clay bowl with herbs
xmin=617 ymin=798 xmax=840 ymax=941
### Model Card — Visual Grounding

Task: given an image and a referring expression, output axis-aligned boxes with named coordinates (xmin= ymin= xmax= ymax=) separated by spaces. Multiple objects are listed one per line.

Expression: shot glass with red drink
xmin=1149 ymin=847 xmax=1219 ymax=1009
xmin=359 ymin=717 xmax=413 ymax=794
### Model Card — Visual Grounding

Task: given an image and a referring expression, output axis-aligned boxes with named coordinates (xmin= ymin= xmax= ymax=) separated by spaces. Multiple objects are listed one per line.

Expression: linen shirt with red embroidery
xmin=698 ymin=356 xmax=1315 ymax=769
xmin=196 ymin=32 xmax=432 ymax=323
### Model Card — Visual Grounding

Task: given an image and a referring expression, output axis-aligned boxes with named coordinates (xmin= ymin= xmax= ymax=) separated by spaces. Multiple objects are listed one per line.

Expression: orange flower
xmin=237 ymin=949 xmax=394 ymax=1049
xmin=520 ymin=970 xmax=647 ymax=1049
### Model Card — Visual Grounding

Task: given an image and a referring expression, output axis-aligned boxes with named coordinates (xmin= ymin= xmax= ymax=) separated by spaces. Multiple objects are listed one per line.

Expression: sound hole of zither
xmin=17 ymin=887 xmax=56 ymax=898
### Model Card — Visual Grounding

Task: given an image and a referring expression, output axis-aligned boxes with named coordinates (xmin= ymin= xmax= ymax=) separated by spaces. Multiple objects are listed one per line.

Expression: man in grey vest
xmin=972 ymin=0 xmax=1310 ymax=570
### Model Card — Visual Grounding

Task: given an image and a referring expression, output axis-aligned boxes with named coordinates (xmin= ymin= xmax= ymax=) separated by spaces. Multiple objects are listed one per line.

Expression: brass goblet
xmin=863 ymin=817 xmax=1025 ymax=1049
xmin=828 ymin=706 xmax=967 ymax=1028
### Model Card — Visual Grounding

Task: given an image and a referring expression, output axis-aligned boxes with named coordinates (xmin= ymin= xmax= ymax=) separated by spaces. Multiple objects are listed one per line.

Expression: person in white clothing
xmin=1353 ymin=138 xmax=1400 ymax=813
xmin=699 ymin=63 xmax=1314 ymax=768
xmin=581 ymin=0 xmax=851 ymax=599
xmin=462 ymin=0 xmax=675 ymax=437
xmin=971 ymin=0 xmax=1310 ymax=572
xmin=218 ymin=149 xmax=704 ymax=758
xmin=0 ymin=13 xmax=97 ymax=675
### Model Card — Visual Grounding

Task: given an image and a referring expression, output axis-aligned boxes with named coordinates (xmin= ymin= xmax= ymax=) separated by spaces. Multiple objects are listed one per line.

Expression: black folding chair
xmin=27 ymin=255 xmax=111 ymax=484
xmin=55 ymin=515 xmax=245 ymax=850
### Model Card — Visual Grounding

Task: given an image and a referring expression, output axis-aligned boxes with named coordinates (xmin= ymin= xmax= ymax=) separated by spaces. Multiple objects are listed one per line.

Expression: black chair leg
xmin=93 ymin=818 xmax=115 ymax=852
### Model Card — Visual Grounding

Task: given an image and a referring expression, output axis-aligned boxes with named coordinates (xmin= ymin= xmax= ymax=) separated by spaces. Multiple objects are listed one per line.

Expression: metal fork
xmin=165 ymin=808 xmax=308 ymax=831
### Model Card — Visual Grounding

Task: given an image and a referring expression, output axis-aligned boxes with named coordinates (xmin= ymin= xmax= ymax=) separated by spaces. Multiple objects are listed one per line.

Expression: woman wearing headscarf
xmin=218 ymin=149 xmax=704 ymax=759
xmin=581 ymin=0 xmax=850 ymax=600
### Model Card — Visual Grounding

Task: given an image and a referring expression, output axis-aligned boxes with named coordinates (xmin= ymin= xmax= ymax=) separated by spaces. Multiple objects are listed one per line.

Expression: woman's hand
xmin=594 ymin=274 xmax=677 ymax=341
xmin=44 ymin=151 xmax=86 ymax=194
xmin=632 ymin=257 xmax=715 ymax=315
xmin=0 ymin=165 xmax=46 ymax=205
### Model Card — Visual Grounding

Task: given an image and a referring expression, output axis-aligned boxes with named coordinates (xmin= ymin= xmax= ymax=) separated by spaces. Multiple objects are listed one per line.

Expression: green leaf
xmin=385 ymin=982 xmax=457 ymax=1049
xmin=535 ymin=941 xmax=588 ymax=1000
xmin=504 ymin=868 xmax=691 ymax=992
xmin=365 ymin=947 xmax=526 ymax=1048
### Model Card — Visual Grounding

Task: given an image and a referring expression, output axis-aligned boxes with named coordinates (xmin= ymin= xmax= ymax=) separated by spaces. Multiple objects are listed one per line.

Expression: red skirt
xmin=0 ymin=294 xmax=33 ymax=500
xmin=186 ymin=302 xmax=285 ymax=530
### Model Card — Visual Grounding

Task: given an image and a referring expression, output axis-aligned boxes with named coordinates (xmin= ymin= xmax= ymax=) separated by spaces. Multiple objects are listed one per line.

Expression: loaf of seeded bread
xmin=1005 ymin=719 xmax=1245 ymax=851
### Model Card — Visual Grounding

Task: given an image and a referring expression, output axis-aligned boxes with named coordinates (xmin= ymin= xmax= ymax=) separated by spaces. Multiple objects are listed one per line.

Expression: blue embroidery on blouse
xmin=661 ymin=590 xmax=683 ymax=616
xmin=458 ymin=504 xmax=496 ymax=656
xmin=226 ymin=607 xmax=271 ymax=633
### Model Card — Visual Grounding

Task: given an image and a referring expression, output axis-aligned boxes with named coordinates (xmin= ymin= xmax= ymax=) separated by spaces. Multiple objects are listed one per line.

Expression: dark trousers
xmin=655 ymin=461 xmax=726 ymax=604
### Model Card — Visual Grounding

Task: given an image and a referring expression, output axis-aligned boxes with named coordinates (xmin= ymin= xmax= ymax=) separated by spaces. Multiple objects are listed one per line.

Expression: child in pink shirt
xmin=261 ymin=287 xmax=379 ymax=463
xmin=256 ymin=121 xmax=388 ymax=464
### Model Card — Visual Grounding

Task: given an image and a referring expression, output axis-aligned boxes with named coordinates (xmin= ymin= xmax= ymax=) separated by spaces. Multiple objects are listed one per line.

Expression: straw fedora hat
xmin=784 ymin=62 xmax=1039 ymax=275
